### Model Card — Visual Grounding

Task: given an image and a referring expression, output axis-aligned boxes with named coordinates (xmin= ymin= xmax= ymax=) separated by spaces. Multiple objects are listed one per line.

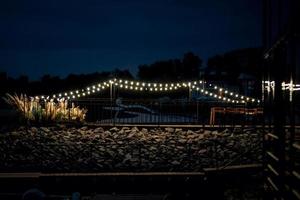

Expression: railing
xmin=70 ymin=98 xmax=263 ymax=126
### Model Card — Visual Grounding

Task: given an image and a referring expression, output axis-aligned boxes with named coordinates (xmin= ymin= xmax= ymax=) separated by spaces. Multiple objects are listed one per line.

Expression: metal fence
xmin=70 ymin=98 xmax=264 ymax=126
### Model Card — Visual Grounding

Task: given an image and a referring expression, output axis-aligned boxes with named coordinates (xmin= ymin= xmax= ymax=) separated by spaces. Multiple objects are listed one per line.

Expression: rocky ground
xmin=0 ymin=125 xmax=262 ymax=172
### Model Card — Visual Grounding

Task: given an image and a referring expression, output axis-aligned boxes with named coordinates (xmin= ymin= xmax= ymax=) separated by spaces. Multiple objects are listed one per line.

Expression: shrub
xmin=3 ymin=93 xmax=87 ymax=122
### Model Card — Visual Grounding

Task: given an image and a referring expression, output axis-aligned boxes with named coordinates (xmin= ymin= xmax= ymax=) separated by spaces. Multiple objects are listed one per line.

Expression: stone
xmin=178 ymin=139 xmax=186 ymax=143
xmin=198 ymin=149 xmax=207 ymax=154
xmin=40 ymin=127 xmax=50 ymax=133
xmin=109 ymin=127 xmax=119 ymax=132
xmin=30 ymin=127 xmax=38 ymax=133
xmin=94 ymin=127 xmax=104 ymax=133
xmin=80 ymin=126 xmax=88 ymax=131
xmin=175 ymin=128 xmax=182 ymax=133
xmin=131 ymin=127 xmax=139 ymax=132
xmin=165 ymin=127 xmax=174 ymax=132
xmin=141 ymin=128 xmax=148 ymax=134
xmin=171 ymin=161 xmax=180 ymax=165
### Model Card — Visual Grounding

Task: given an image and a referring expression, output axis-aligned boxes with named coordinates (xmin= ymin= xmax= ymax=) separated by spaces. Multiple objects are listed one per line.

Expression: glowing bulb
xmin=214 ymin=86 xmax=218 ymax=89
xmin=130 ymin=81 xmax=134 ymax=85
xmin=230 ymin=92 xmax=233 ymax=96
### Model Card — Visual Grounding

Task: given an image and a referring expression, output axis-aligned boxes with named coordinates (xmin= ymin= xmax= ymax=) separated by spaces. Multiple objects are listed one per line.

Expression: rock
xmin=30 ymin=127 xmax=38 ymax=133
xmin=198 ymin=134 xmax=204 ymax=140
xmin=109 ymin=127 xmax=119 ymax=132
xmin=80 ymin=126 xmax=88 ymax=131
xmin=131 ymin=127 xmax=139 ymax=132
xmin=171 ymin=161 xmax=180 ymax=165
xmin=141 ymin=128 xmax=148 ymax=134
xmin=178 ymin=139 xmax=186 ymax=143
xmin=40 ymin=127 xmax=50 ymax=133
xmin=94 ymin=127 xmax=104 ymax=133
xmin=198 ymin=149 xmax=207 ymax=154
xmin=128 ymin=131 xmax=137 ymax=138
xmin=165 ymin=127 xmax=174 ymax=133
xmin=187 ymin=130 xmax=194 ymax=135
xmin=175 ymin=128 xmax=182 ymax=133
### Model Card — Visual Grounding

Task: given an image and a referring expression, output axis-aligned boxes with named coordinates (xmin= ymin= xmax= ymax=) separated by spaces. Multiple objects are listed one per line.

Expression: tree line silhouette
xmin=0 ymin=48 xmax=263 ymax=102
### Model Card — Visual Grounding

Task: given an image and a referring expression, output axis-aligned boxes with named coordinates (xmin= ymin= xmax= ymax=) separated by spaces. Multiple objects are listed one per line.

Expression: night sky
xmin=0 ymin=0 xmax=262 ymax=80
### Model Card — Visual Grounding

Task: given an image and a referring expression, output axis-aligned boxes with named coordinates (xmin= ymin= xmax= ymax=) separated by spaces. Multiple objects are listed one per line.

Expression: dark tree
xmin=137 ymin=52 xmax=202 ymax=81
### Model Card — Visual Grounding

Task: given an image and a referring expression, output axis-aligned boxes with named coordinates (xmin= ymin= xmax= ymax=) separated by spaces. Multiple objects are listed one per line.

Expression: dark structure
xmin=263 ymin=0 xmax=300 ymax=199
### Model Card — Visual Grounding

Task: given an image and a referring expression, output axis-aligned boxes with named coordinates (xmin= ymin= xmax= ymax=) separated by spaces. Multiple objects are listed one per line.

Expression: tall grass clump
xmin=3 ymin=93 xmax=87 ymax=122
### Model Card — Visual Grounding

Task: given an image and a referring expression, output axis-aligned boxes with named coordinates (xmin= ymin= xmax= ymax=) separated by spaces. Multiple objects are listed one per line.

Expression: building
xmin=263 ymin=0 xmax=300 ymax=199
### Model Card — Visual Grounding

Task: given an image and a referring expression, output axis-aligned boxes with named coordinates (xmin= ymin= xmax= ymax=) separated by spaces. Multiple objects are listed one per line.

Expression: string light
xmin=38 ymin=78 xmax=263 ymax=104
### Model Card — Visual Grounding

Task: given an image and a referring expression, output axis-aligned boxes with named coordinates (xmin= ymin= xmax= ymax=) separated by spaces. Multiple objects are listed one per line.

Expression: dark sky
xmin=0 ymin=0 xmax=262 ymax=80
